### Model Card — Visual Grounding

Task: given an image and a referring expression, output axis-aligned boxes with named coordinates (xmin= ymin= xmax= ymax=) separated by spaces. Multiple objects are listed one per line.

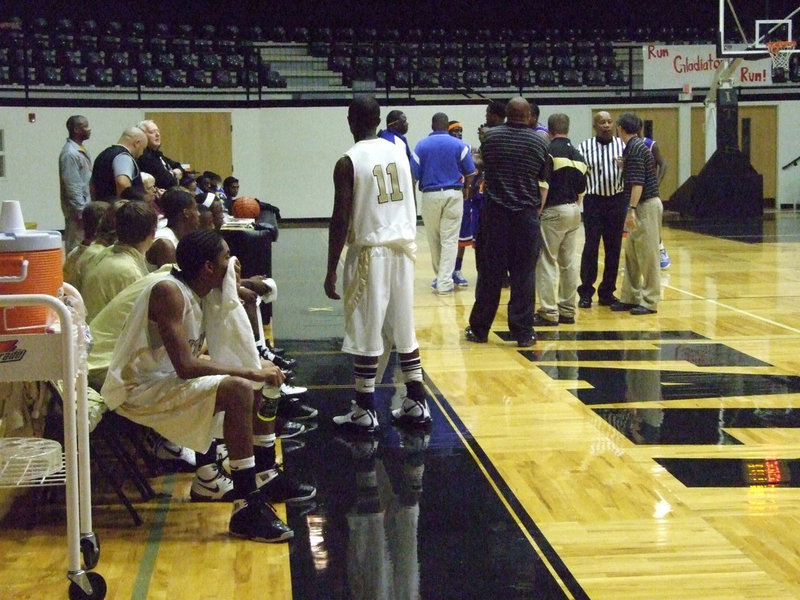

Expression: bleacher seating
xmin=0 ymin=18 xmax=750 ymax=95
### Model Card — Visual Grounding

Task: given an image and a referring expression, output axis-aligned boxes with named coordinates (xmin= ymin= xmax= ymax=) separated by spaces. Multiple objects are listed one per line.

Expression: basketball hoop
xmin=766 ymin=40 xmax=796 ymax=72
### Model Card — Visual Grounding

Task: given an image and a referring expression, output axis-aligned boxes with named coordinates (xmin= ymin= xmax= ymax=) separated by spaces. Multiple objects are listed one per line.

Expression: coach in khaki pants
xmin=413 ymin=112 xmax=476 ymax=295
xmin=611 ymin=112 xmax=663 ymax=315
xmin=534 ymin=113 xmax=587 ymax=326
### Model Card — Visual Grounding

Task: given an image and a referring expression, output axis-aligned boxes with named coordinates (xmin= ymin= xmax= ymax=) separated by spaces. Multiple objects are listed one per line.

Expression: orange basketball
xmin=231 ymin=196 xmax=261 ymax=219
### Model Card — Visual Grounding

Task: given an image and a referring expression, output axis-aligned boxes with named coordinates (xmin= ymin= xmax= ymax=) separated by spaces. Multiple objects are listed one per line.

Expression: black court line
xmin=519 ymin=343 xmax=771 ymax=367
xmin=281 ymin=341 xmax=586 ymax=600
xmin=656 ymin=458 xmax=800 ymax=487
xmin=495 ymin=330 xmax=709 ymax=342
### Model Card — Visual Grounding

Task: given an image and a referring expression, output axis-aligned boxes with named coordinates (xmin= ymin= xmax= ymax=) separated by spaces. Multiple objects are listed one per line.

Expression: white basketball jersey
xmin=345 ymin=138 xmax=417 ymax=247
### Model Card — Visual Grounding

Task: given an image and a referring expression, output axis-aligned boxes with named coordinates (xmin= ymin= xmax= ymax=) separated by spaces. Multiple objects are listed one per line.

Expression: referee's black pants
xmin=578 ymin=192 xmax=627 ymax=302
xmin=469 ymin=202 xmax=541 ymax=341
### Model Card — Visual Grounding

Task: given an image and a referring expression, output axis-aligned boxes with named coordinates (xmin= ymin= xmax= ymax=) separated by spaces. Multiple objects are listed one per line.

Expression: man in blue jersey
xmin=413 ymin=112 xmax=476 ymax=295
xmin=378 ymin=110 xmax=414 ymax=167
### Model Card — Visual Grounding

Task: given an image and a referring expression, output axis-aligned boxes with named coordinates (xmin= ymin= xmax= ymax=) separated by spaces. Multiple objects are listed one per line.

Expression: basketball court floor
xmin=2 ymin=211 xmax=800 ymax=599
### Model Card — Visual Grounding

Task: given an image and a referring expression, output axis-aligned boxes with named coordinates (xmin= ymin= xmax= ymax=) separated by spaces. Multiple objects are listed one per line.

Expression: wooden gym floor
xmin=3 ymin=212 xmax=800 ymax=599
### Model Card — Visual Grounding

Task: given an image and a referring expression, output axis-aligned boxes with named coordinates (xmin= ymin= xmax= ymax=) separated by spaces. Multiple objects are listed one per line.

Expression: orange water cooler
xmin=0 ymin=200 xmax=63 ymax=334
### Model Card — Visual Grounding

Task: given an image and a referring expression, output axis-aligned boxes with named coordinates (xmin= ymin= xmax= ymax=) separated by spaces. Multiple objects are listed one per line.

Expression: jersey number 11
xmin=372 ymin=163 xmax=404 ymax=204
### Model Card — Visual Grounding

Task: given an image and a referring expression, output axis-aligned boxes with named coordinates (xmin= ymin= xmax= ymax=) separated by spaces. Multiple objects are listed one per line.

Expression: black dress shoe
xmin=533 ymin=314 xmax=558 ymax=327
xmin=598 ymin=295 xmax=619 ymax=306
xmin=464 ymin=326 xmax=488 ymax=343
xmin=610 ymin=301 xmax=637 ymax=312
xmin=516 ymin=332 xmax=536 ymax=347
xmin=578 ymin=297 xmax=592 ymax=309
xmin=558 ymin=315 xmax=575 ymax=324
xmin=630 ymin=305 xmax=657 ymax=315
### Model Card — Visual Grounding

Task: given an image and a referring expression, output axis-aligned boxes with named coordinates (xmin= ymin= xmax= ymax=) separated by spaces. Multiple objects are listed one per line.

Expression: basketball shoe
xmin=154 ymin=439 xmax=196 ymax=467
xmin=391 ymin=397 xmax=432 ymax=427
xmin=256 ymin=465 xmax=317 ymax=503
xmin=660 ymin=245 xmax=671 ymax=269
xmin=277 ymin=396 xmax=318 ymax=421
xmin=229 ymin=494 xmax=293 ymax=543
xmin=333 ymin=403 xmax=378 ymax=433
xmin=452 ymin=270 xmax=469 ymax=287
xmin=190 ymin=463 xmax=237 ymax=502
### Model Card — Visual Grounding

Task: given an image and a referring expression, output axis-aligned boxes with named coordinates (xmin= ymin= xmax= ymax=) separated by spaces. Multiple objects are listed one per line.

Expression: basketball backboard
xmin=718 ymin=0 xmax=800 ymax=58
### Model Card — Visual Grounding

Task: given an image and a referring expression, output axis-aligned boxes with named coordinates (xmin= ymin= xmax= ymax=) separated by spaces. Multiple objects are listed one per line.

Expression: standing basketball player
xmin=325 ymin=96 xmax=431 ymax=433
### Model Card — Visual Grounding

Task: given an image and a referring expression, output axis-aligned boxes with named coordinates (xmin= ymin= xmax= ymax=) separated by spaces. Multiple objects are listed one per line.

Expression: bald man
xmin=576 ymin=110 xmax=626 ymax=308
xmin=466 ymin=97 xmax=550 ymax=348
xmin=90 ymin=126 xmax=148 ymax=200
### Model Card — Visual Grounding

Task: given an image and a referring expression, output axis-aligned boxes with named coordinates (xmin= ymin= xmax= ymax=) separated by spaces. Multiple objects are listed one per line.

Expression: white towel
xmin=203 ymin=257 xmax=262 ymax=390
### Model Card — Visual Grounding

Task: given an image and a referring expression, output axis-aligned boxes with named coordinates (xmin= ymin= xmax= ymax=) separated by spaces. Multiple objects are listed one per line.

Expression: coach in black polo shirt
xmin=611 ymin=112 xmax=663 ymax=315
xmin=466 ymin=97 xmax=550 ymax=347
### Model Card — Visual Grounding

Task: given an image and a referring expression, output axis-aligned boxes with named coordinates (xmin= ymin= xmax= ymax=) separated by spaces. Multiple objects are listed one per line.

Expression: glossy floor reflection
xmin=656 ymin=458 xmax=800 ymax=487
xmin=594 ymin=408 xmax=800 ymax=445
xmin=521 ymin=343 xmax=770 ymax=367
xmin=282 ymin=341 xmax=579 ymax=600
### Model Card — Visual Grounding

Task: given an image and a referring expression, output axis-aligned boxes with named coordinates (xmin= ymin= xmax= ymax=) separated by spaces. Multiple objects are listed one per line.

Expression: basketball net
xmin=766 ymin=40 xmax=796 ymax=71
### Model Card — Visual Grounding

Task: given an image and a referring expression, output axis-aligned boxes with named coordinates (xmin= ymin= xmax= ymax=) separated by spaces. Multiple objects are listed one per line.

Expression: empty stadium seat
xmin=155 ymin=52 xmax=176 ymax=69
xmin=222 ymin=53 xmax=244 ymax=70
xmin=88 ymin=66 xmax=113 ymax=86
xmin=39 ymin=65 xmax=62 ymax=85
xmin=221 ymin=24 xmax=240 ymax=40
xmin=463 ymin=55 xmax=483 ymax=70
xmin=413 ymin=70 xmax=435 ymax=87
xmin=149 ymin=37 xmax=168 ymax=53
xmin=440 ymin=55 xmax=460 ymax=72
xmin=560 ymin=69 xmax=582 ymax=86
xmin=64 ymin=66 xmax=88 ymax=85
xmin=115 ymin=68 xmax=137 ymax=86
xmin=584 ymin=68 xmax=607 ymax=86
xmin=83 ymin=50 xmax=105 ymax=67
xmin=536 ymin=69 xmax=557 ymax=86
xmin=213 ymin=69 xmax=239 ymax=87
xmin=264 ymin=70 xmax=286 ymax=88
xmin=200 ymin=53 xmax=222 ymax=69
xmin=552 ymin=55 xmax=572 ymax=70
xmin=390 ymin=70 xmax=411 ymax=87
xmin=165 ymin=68 xmax=188 ymax=87
xmin=608 ymin=69 xmax=628 ymax=86
xmin=511 ymin=69 xmax=533 ymax=87
xmin=487 ymin=69 xmax=509 ymax=87
xmin=598 ymin=55 xmax=617 ymax=71
xmin=418 ymin=55 xmax=439 ymax=71
xmin=141 ymin=68 xmax=163 ymax=87
xmin=353 ymin=55 xmax=375 ymax=79
xmin=463 ymin=70 xmax=484 ymax=88
xmin=190 ymin=68 xmax=212 ymax=88
xmin=108 ymin=51 xmax=130 ymax=69
xmin=0 ymin=65 xmax=13 ymax=85
xmin=530 ymin=55 xmax=550 ymax=70
xmin=575 ymin=54 xmax=595 ymax=70
xmin=177 ymin=52 xmax=199 ymax=69
xmin=439 ymin=71 xmax=459 ymax=88
xmin=137 ymin=52 xmax=154 ymax=68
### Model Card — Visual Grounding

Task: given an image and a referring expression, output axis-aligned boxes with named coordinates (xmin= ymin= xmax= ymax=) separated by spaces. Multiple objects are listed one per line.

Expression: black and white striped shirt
xmin=576 ymin=135 xmax=625 ymax=197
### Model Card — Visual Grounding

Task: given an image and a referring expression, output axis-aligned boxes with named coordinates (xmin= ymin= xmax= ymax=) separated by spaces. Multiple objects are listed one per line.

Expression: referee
xmin=576 ymin=110 xmax=626 ymax=308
